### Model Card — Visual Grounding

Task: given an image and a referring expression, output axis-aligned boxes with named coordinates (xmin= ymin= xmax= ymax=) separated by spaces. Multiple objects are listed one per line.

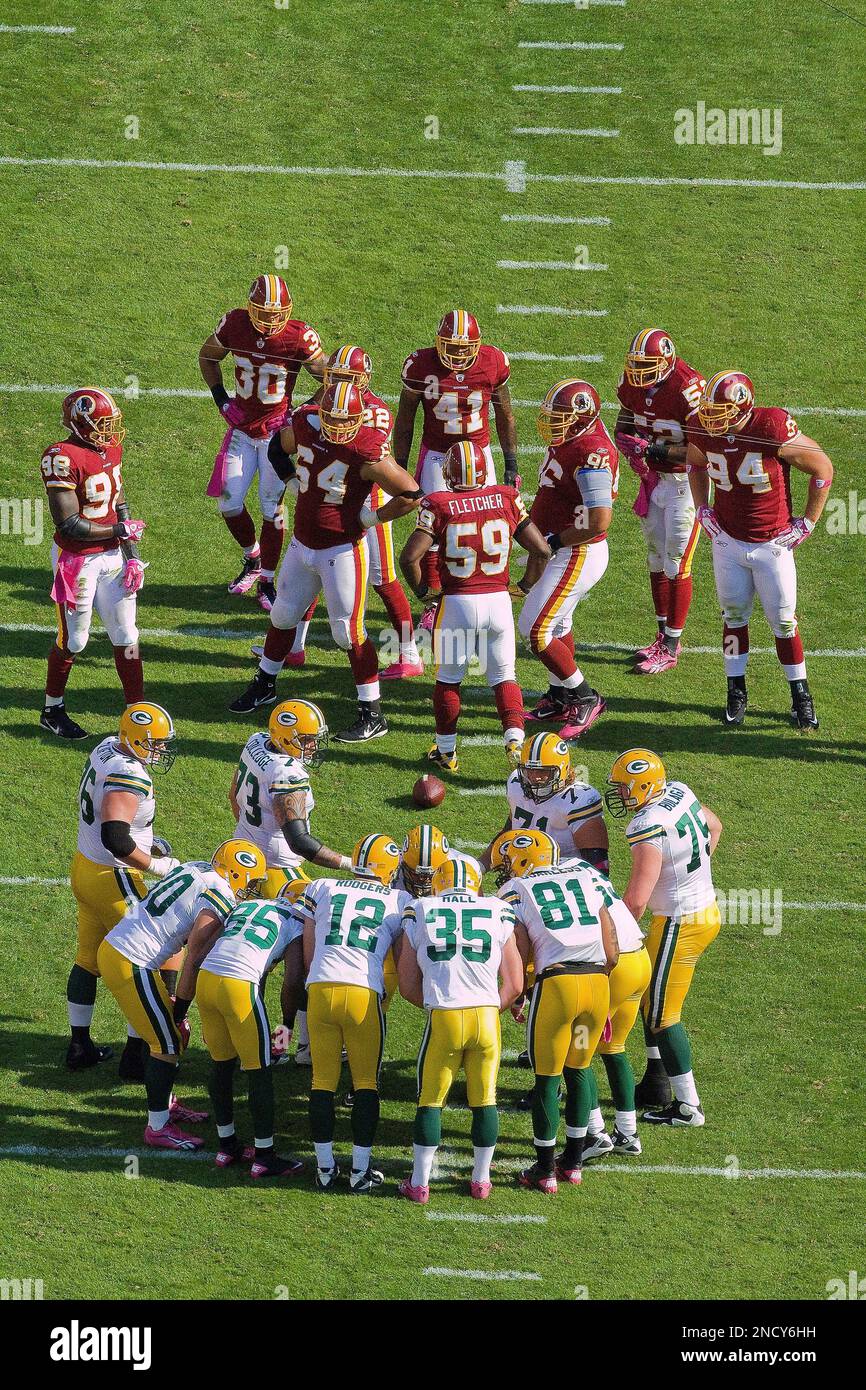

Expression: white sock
xmin=296 ymin=1011 xmax=309 ymax=1047
xmin=260 ymin=569 xmax=275 ymax=582
xmin=314 ymin=1142 xmax=334 ymax=1171
xmin=148 ymin=1109 xmax=170 ymax=1131
xmin=646 ymin=1045 xmax=661 ymax=1061
xmin=45 ymin=693 xmax=64 ymax=708
xmin=351 ymin=1145 xmax=372 ymax=1176
xmin=615 ymin=1109 xmax=637 ymax=1136
xmin=67 ymin=1003 xmax=94 ymax=1028
xmin=401 ymin=640 xmax=420 ymax=664
xmin=412 ymin=1144 xmax=437 ymax=1188
xmin=782 ymin=661 xmax=807 ymax=681
xmin=217 ymin=1123 xmax=235 ymax=1140
xmin=259 ymin=656 xmax=282 ymax=677
xmin=126 ymin=1023 xmax=140 ymax=1039
xmin=472 ymin=1146 xmax=495 ymax=1185
xmin=503 ymin=726 xmax=524 ymax=747
xmin=356 ymin=681 xmax=381 ymax=703
xmin=243 ymin=543 xmax=260 ymax=560
xmin=588 ymin=1106 xmax=605 ymax=1136
xmin=255 ymin=1136 xmax=274 ymax=1151
xmin=533 ymin=1136 xmax=556 ymax=1149
xmin=670 ymin=1071 xmax=700 ymax=1106
xmin=436 ymin=734 xmax=457 ymax=755
xmin=565 ymin=1124 xmax=587 ymax=1139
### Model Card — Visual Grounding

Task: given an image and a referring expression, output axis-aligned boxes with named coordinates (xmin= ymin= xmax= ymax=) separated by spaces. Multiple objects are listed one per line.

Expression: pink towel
xmin=632 ymin=468 xmax=660 ymax=518
xmin=602 ymin=1016 xmax=613 ymax=1044
xmin=206 ymin=427 xmax=234 ymax=498
xmin=50 ymin=551 xmax=86 ymax=608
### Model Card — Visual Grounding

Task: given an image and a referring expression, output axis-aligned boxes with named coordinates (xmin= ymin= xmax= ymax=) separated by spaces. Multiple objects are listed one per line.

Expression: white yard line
xmin=512 ymin=84 xmax=622 ymax=95
xmin=508 ymin=350 xmax=604 ymax=362
xmin=518 ymin=39 xmax=624 ymax=50
xmin=497 ymin=258 xmax=609 ymax=270
xmin=453 ymin=841 xmax=489 ymax=851
xmin=425 ymin=1212 xmax=547 ymax=1225
xmin=520 ymin=0 xmax=625 ymax=6
xmin=497 ymin=304 xmax=609 ymax=317
xmin=1 ymin=156 xmax=862 ymax=193
xmin=501 ymin=213 xmax=611 ymax=225
xmin=511 ymin=127 xmax=620 ymax=138
xmin=0 ymin=24 xmax=75 ymax=34
xmin=423 ymin=1267 xmax=542 ymax=1282
xmin=457 ymin=787 xmax=505 ymax=798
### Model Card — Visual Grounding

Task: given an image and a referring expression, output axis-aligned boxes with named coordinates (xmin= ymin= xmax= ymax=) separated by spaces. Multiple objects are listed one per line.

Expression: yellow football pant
xmin=96 ymin=939 xmax=182 ymax=1057
xmin=382 ymin=949 xmax=398 ymax=1013
xmin=71 ymin=851 xmax=147 ymax=974
xmin=416 ymin=1006 xmax=501 ymax=1109
xmin=642 ymin=903 xmax=721 ymax=1032
xmin=196 ymin=970 xmax=272 ymax=1070
xmin=598 ymin=947 xmax=652 ymax=1056
xmin=307 ymin=981 xmax=384 ymax=1092
xmin=527 ymin=970 xmax=610 ymax=1075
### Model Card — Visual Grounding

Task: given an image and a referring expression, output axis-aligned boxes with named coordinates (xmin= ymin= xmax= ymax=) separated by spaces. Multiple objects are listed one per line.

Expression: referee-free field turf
xmin=0 ymin=0 xmax=864 ymax=1300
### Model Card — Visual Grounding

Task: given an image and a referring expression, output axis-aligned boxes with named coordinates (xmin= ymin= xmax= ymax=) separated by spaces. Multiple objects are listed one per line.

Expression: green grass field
xmin=1 ymin=0 xmax=864 ymax=1302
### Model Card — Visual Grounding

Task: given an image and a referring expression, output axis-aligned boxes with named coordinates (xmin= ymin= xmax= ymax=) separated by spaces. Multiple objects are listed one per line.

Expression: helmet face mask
xmin=247 ymin=275 xmax=293 ymax=337
xmin=697 ymin=371 xmax=755 ymax=436
xmin=536 ymin=380 xmax=600 ymax=447
xmin=141 ymin=734 xmax=178 ymax=775
xmin=624 ymin=329 xmax=676 ymax=389
xmin=435 ymin=309 xmax=481 ymax=372
xmin=401 ymin=825 xmax=449 ymax=898
xmin=518 ymin=733 xmax=572 ymax=804
xmin=319 ymin=381 xmax=364 ymax=444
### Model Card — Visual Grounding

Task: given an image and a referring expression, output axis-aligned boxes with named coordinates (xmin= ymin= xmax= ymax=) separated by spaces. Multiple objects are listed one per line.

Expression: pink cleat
xmin=250 ymin=1154 xmax=304 ymax=1180
xmin=554 ymin=1160 xmax=583 ymax=1186
xmin=559 ymin=691 xmax=606 ymax=740
xmin=420 ymin=603 xmax=437 ymax=634
xmin=215 ymin=1141 xmax=255 ymax=1168
xmin=634 ymin=632 xmax=664 ymax=662
xmin=256 ymin=579 xmax=277 ymax=613
xmin=518 ymin=1163 xmax=558 ymax=1195
xmin=470 ymin=1180 xmax=492 ymax=1200
xmin=228 ymin=555 xmax=261 ymax=596
xmin=169 ymin=1097 xmax=208 ymax=1124
xmin=525 ymin=693 xmax=567 ymax=723
xmin=380 ymin=659 xmax=424 ymax=680
xmin=634 ymin=640 xmax=680 ymax=675
xmin=397 ymin=1177 xmax=430 ymax=1204
xmin=144 ymin=1123 xmax=204 ymax=1151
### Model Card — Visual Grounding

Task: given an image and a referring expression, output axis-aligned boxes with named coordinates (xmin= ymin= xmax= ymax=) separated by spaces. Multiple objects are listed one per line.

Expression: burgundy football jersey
xmin=687 ymin=406 xmax=800 ymax=543
xmin=417 ymin=485 xmax=527 ymax=594
xmin=400 ymin=344 xmax=510 ymax=451
xmin=616 ymin=357 xmax=705 ymax=472
xmin=291 ymin=402 xmax=388 ymax=550
xmin=41 ymin=437 xmax=124 ymax=555
xmin=214 ymin=309 xmax=323 ymax=437
xmin=361 ymin=390 xmax=394 ymax=509
xmin=530 ymin=419 xmax=619 ymax=542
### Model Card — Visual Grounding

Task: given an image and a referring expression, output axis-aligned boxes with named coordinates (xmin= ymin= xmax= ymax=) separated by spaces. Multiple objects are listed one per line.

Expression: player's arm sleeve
xmin=626 ymin=820 xmax=666 ymax=848
xmin=576 ymin=465 xmax=613 ymax=509
xmin=566 ymin=790 xmax=604 ymax=826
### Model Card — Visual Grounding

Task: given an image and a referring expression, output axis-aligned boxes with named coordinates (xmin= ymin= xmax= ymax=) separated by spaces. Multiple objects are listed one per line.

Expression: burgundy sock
xmin=114 ymin=646 xmax=144 ymax=703
xmin=223 ymin=509 xmax=257 ymax=550
xmin=433 ymin=680 xmax=461 ymax=734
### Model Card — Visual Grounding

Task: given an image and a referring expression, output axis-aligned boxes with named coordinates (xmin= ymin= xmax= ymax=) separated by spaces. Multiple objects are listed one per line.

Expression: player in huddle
xmin=198 ymin=275 xmax=326 ymax=609
xmin=518 ymin=380 xmax=617 ymax=739
xmin=614 ymin=329 xmax=706 ymax=673
xmin=394 ymin=309 xmax=518 ymax=626
xmin=399 ymin=439 xmax=550 ymax=771
xmin=40 ymin=388 xmax=147 ymax=739
xmin=687 ymin=371 xmax=834 ymax=729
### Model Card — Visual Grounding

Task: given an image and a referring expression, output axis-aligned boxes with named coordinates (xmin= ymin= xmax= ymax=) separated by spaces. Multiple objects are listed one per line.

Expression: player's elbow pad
xmin=284 ymin=820 xmax=323 ymax=860
xmin=267 ymin=433 xmax=296 ymax=482
xmin=581 ymin=846 xmax=610 ymax=874
xmin=57 ymin=512 xmax=93 ymax=541
xmin=576 ymin=469 xmax=613 ymax=509
xmin=102 ymin=820 xmax=136 ymax=858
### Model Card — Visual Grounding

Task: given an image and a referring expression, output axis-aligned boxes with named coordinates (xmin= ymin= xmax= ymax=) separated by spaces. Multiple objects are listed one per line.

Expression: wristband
xmin=503 ymin=452 xmax=518 ymax=469
xmin=339 ymin=855 xmax=353 ymax=871
xmin=546 ymin=533 xmax=563 ymax=553
xmin=803 ymin=516 xmax=816 ymax=532
xmin=209 ymin=383 xmax=230 ymax=409
xmin=812 ymin=478 xmax=832 ymax=490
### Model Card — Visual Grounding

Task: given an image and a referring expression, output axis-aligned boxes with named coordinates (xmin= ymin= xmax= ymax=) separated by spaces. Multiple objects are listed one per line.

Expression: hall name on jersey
xmin=442 ymin=492 xmax=507 ymax=518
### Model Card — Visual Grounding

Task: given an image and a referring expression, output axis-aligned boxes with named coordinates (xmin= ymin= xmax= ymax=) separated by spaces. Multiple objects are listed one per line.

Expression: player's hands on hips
xmin=271 ymin=1024 xmax=292 ymax=1057
xmin=696 ymin=505 xmax=722 ymax=539
xmin=123 ymin=557 xmax=147 ymax=594
xmin=220 ymin=398 xmax=246 ymax=428
xmin=775 ymin=516 xmax=815 ymax=549
xmin=118 ymin=518 xmax=146 ymax=543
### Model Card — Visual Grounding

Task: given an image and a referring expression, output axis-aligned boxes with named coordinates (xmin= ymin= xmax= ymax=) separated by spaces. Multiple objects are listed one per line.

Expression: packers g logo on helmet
xmin=518 ymin=733 xmax=573 ymax=803
xmin=211 ymin=839 xmax=267 ymax=901
xmin=431 ymin=853 xmax=483 ymax=897
xmin=352 ymin=833 xmax=401 ymax=887
xmin=605 ymin=748 xmax=667 ymax=817
xmin=268 ymin=700 xmax=328 ymax=766
xmin=119 ymin=702 xmax=177 ymax=774
xmin=490 ymin=829 xmax=559 ymax=886
xmin=401 ymin=824 xmax=450 ymax=897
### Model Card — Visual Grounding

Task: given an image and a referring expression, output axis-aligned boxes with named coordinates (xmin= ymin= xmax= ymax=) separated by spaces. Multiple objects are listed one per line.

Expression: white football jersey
xmin=500 ymin=861 xmax=608 ymax=974
xmin=558 ymin=858 xmax=644 ymax=951
xmin=234 ymin=732 xmax=314 ymax=867
xmin=106 ymin=862 xmax=235 ymax=969
xmin=77 ymin=737 xmax=156 ymax=866
xmin=303 ymin=877 xmax=407 ymax=994
xmin=201 ymin=897 xmax=302 ymax=985
xmin=404 ymin=890 xmax=516 ymax=1010
xmin=506 ymin=770 xmax=603 ymax=858
xmin=625 ymin=780 xmax=716 ymax=918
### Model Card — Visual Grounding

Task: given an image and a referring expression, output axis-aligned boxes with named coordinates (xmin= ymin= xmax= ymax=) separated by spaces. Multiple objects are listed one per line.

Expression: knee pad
xmin=109 ymin=622 xmax=140 ymax=649
xmin=329 ymin=619 xmax=353 ymax=652
xmin=772 ymin=617 xmax=798 ymax=639
xmin=217 ymin=500 xmax=245 ymax=517
xmin=64 ymin=623 xmax=90 ymax=656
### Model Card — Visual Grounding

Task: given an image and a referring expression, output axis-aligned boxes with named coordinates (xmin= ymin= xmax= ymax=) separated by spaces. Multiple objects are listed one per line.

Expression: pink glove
xmin=775 ymin=516 xmax=815 ymax=549
xmin=220 ymin=399 xmax=246 ymax=428
xmin=696 ymin=505 xmax=722 ymax=539
xmin=602 ymin=1016 xmax=613 ymax=1044
xmin=271 ymin=1024 xmax=292 ymax=1057
xmin=510 ymin=997 xmax=527 ymax=1025
xmin=123 ymin=558 xmax=147 ymax=594
xmin=616 ymin=433 xmax=650 ymax=477
xmin=117 ymin=518 xmax=146 ymax=543
xmin=177 ymin=1018 xmax=191 ymax=1053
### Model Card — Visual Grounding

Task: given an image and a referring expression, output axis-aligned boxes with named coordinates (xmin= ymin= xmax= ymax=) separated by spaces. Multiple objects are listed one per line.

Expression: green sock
xmin=144 ymin=1057 xmax=176 ymax=1113
xmin=532 ymin=1075 xmax=561 ymax=1144
xmin=563 ymin=1066 xmax=593 ymax=1129
xmin=208 ymin=1059 xmax=236 ymax=1128
xmin=309 ymin=1088 xmax=335 ymax=1143
xmin=470 ymin=1105 xmax=498 ymax=1148
xmin=414 ymin=1105 xmax=442 ymax=1147
xmin=67 ymin=963 xmax=97 ymax=1005
xmin=351 ymin=1089 xmax=380 ymax=1148
xmin=655 ymin=1023 xmax=692 ymax=1078
xmin=247 ymin=1068 xmax=274 ymax=1140
xmin=586 ymin=1065 xmax=599 ymax=1112
xmin=602 ymin=1052 xmax=636 ymax=1112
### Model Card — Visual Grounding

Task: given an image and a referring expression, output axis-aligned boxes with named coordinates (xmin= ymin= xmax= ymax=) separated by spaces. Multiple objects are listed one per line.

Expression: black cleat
xmin=118 ymin=1035 xmax=147 ymax=1081
xmin=228 ymin=669 xmax=277 ymax=714
xmin=227 ymin=555 xmax=261 ymax=595
xmin=643 ymin=1099 xmax=705 ymax=1127
xmin=724 ymin=676 xmax=748 ymax=727
xmin=256 ymin=579 xmax=277 ymax=612
xmin=65 ymin=1038 xmax=113 ymax=1071
xmin=41 ymin=704 xmax=89 ymax=740
xmin=791 ymin=682 xmax=819 ymax=731
xmin=634 ymin=1059 xmax=671 ymax=1109
xmin=516 ymin=1050 xmax=532 ymax=1070
xmin=348 ymin=1166 xmax=385 ymax=1194
xmin=334 ymin=704 xmax=388 ymax=743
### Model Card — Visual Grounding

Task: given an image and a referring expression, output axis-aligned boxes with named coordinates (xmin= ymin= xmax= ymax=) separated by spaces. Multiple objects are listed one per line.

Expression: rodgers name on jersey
xmin=214 ymin=309 xmax=323 ymax=438
xmin=404 ymin=891 xmax=516 ymax=1010
xmin=626 ymin=779 xmax=716 ymax=918
xmin=234 ymin=732 xmax=314 ymax=868
xmin=78 ymin=737 xmax=155 ymax=866
xmin=529 ymin=418 xmax=619 ymax=542
xmin=506 ymin=769 xmax=603 ymax=857
xmin=201 ymin=897 xmax=301 ymax=984
xmin=687 ymin=407 xmax=800 ymax=543
xmin=106 ymin=862 xmax=235 ymax=968
xmin=500 ymin=861 xmax=609 ymax=975
xmin=290 ymin=402 xmax=389 ymax=550
xmin=41 ymin=439 xmax=124 ymax=555
xmin=401 ymin=345 xmax=510 ymax=451
xmin=417 ymin=486 xmax=527 ymax=594
xmin=303 ymin=877 xmax=408 ymax=995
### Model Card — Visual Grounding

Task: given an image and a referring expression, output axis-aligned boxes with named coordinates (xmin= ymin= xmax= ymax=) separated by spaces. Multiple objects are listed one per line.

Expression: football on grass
xmin=412 ymin=773 xmax=446 ymax=808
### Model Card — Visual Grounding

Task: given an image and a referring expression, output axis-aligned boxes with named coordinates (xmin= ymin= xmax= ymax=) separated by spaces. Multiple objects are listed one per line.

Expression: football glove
xmin=775 ymin=516 xmax=815 ymax=549
xmin=117 ymin=518 xmax=146 ymax=543
xmin=616 ymin=433 xmax=650 ymax=475
xmin=271 ymin=1024 xmax=292 ymax=1056
xmin=696 ymin=505 xmax=722 ymax=540
xmin=149 ymin=854 xmax=181 ymax=878
xmin=503 ymin=453 xmax=521 ymax=489
xmin=122 ymin=557 xmax=147 ymax=594
xmin=151 ymin=836 xmax=173 ymax=858
xmin=510 ymin=996 xmax=528 ymax=1025
xmin=220 ymin=398 xmax=246 ymax=428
